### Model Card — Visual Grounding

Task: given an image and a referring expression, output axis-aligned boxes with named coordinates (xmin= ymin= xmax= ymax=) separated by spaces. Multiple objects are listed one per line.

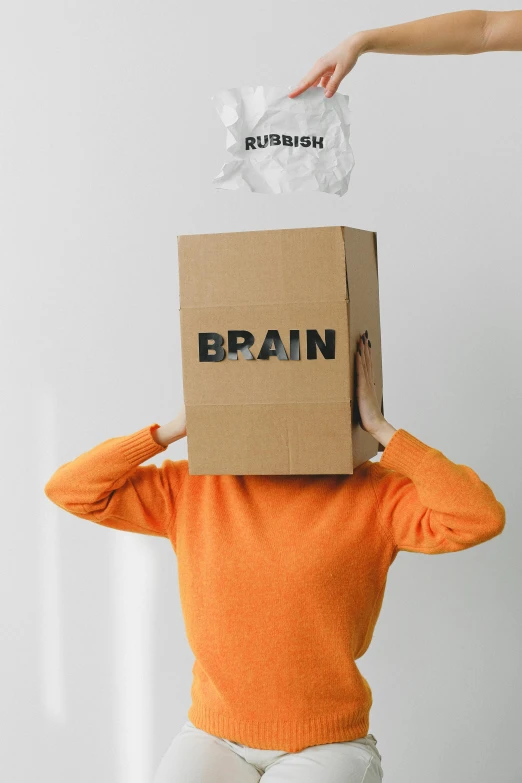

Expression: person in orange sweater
xmin=44 ymin=331 xmax=505 ymax=783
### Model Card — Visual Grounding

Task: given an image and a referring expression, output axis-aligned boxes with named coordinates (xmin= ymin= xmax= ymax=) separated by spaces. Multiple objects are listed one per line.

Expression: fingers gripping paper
xmin=212 ymin=86 xmax=354 ymax=196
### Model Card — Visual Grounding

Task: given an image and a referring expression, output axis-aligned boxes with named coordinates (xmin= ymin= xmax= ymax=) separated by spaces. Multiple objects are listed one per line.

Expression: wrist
xmin=368 ymin=418 xmax=396 ymax=448
xmin=153 ymin=419 xmax=185 ymax=447
xmin=353 ymin=29 xmax=374 ymax=55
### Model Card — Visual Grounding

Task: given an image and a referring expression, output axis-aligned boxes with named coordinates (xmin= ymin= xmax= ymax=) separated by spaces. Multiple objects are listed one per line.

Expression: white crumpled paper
xmin=212 ymin=85 xmax=354 ymax=196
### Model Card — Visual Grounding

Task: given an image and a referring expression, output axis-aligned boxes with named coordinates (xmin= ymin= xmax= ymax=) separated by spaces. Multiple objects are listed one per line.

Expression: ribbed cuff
xmin=120 ymin=424 xmax=167 ymax=466
xmin=379 ymin=429 xmax=431 ymax=478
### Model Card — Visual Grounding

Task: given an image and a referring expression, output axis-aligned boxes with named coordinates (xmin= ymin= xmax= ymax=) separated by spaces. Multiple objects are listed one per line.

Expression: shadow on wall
xmin=39 ymin=382 xmax=165 ymax=783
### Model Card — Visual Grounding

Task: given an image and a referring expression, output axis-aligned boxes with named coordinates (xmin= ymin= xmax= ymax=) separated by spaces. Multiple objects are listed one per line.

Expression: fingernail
xmin=368 ymin=340 xmax=372 ymax=347
xmin=362 ymin=334 xmax=366 ymax=343
xmin=325 ymin=90 xmax=333 ymax=98
xmin=365 ymin=330 xmax=368 ymax=338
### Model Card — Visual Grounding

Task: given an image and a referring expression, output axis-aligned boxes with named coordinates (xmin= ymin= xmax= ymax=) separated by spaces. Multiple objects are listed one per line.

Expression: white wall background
xmin=1 ymin=1 xmax=520 ymax=781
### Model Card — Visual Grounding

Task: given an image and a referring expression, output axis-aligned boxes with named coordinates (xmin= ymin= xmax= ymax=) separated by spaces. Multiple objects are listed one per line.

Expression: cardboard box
xmin=178 ymin=226 xmax=383 ymax=475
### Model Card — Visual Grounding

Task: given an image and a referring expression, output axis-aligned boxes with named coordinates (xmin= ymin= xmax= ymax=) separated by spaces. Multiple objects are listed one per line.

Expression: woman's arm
xmin=358 ymin=10 xmax=522 ymax=57
xmin=44 ymin=419 xmax=187 ymax=538
xmin=289 ymin=9 xmax=522 ymax=98
xmin=370 ymin=432 xmax=506 ymax=554
xmin=354 ymin=331 xmax=505 ymax=554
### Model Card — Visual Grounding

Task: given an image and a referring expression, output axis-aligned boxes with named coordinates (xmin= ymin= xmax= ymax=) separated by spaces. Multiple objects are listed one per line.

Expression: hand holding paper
xmin=289 ymin=10 xmax=522 ymax=98
xmin=289 ymin=37 xmax=364 ymax=99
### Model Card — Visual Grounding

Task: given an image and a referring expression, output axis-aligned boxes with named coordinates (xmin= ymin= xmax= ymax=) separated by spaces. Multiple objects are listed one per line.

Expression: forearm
xmin=44 ymin=425 xmax=184 ymax=537
xmin=374 ymin=430 xmax=506 ymax=553
xmin=357 ymin=10 xmax=504 ymax=58
xmin=44 ymin=425 xmax=165 ymax=511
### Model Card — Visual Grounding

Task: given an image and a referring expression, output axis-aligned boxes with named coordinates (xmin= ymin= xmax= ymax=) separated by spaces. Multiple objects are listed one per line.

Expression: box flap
xmin=342 ymin=226 xmax=384 ymax=463
xmin=178 ymin=226 xmax=348 ymax=309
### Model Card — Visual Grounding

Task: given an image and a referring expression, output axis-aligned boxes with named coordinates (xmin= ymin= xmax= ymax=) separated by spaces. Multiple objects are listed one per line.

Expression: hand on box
xmin=355 ymin=332 xmax=396 ymax=449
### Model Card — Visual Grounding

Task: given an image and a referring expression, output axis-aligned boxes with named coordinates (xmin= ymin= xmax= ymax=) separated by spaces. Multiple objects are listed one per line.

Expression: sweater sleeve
xmin=369 ymin=429 xmax=505 ymax=554
xmin=44 ymin=423 xmax=188 ymax=539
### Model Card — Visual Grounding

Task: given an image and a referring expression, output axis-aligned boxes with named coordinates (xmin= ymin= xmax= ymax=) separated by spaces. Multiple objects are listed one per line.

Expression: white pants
xmin=153 ymin=719 xmax=384 ymax=782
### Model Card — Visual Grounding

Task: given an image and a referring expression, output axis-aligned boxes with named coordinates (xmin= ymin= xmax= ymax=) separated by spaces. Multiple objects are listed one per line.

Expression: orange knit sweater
xmin=44 ymin=425 xmax=505 ymax=753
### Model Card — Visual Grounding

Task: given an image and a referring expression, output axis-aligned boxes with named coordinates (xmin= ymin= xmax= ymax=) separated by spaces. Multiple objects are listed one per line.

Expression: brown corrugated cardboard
xmin=177 ymin=226 xmax=383 ymax=475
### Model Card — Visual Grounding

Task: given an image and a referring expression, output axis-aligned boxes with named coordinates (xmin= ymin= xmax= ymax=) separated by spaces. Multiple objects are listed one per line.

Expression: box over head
xmin=177 ymin=225 xmax=383 ymax=475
